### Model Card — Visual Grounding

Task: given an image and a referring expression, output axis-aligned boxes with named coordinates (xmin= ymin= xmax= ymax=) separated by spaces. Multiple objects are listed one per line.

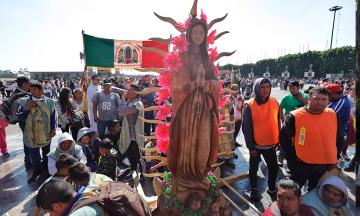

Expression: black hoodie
xmin=242 ymin=78 xmax=279 ymax=151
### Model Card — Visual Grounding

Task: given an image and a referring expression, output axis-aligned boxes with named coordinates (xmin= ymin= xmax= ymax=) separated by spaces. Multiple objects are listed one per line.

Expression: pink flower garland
xmin=157 ymin=70 xmax=173 ymax=89
xmin=157 ymin=138 xmax=169 ymax=154
xmin=156 ymin=88 xmax=171 ymax=105
xmin=171 ymin=34 xmax=190 ymax=53
xmin=155 ymin=123 xmax=170 ymax=140
xmin=200 ymin=9 xmax=208 ymax=25
xmin=207 ymin=29 xmax=216 ymax=47
xmin=163 ymin=52 xmax=183 ymax=72
xmin=208 ymin=47 xmax=218 ymax=61
xmin=156 ymin=103 xmax=172 ymax=121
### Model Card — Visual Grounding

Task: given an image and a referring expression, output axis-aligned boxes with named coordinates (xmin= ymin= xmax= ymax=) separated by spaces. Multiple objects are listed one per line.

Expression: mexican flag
xmin=83 ymin=34 xmax=168 ymax=70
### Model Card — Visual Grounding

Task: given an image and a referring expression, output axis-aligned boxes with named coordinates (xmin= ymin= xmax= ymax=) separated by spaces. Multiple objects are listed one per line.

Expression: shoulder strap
xmin=71 ymin=186 xmax=103 ymax=213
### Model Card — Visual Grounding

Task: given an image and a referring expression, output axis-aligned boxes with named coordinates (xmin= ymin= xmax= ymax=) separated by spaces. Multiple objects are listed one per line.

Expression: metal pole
xmin=323 ymin=40 xmax=328 ymax=78
xmin=330 ymin=10 xmax=337 ymax=50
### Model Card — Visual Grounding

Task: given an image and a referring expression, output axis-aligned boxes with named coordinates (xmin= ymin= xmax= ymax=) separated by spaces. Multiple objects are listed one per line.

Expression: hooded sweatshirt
xmin=242 ymin=78 xmax=278 ymax=151
xmin=76 ymin=127 xmax=100 ymax=163
xmin=47 ymin=133 xmax=87 ymax=175
xmin=302 ymin=176 xmax=353 ymax=216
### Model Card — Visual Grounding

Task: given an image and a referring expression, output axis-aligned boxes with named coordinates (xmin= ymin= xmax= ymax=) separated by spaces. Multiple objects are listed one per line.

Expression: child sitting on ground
xmin=34 ymin=153 xmax=76 ymax=216
xmin=95 ymin=138 xmax=119 ymax=181
xmin=144 ymin=137 xmax=165 ymax=174
xmin=76 ymin=128 xmax=101 ymax=172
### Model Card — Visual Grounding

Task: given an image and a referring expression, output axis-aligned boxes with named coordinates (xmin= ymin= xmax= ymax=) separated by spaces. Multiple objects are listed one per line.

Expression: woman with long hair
xmin=72 ymin=88 xmax=88 ymax=118
xmin=55 ymin=87 xmax=82 ymax=140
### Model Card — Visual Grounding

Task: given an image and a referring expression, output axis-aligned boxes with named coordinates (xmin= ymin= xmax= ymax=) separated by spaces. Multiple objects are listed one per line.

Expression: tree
xmin=218 ymin=46 xmax=354 ymax=78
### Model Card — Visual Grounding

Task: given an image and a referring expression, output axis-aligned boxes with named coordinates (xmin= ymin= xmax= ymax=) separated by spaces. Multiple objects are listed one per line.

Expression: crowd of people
xmin=0 ymin=74 xmax=356 ymax=215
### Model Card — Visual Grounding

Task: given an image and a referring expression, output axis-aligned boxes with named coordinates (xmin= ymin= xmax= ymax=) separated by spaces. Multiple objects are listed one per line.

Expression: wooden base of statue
xmin=153 ymin=168 xmax=232 ymax=216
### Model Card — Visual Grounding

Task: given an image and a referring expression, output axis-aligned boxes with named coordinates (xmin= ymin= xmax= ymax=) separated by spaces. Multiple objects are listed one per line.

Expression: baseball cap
xmin=103 ymin=79 xmax=112 ymax=85
xmin=324 ymin=84 xmax=341 ymax=93
xmin=289 ymin=81 xmax=299 ymax=87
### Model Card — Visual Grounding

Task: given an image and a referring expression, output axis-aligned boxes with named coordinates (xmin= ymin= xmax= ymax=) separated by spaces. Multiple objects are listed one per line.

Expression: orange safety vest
xmin=246 ymin=97 xmax=279 ymax=146
xmin=291 ymin=108 xmax=338 ymax=164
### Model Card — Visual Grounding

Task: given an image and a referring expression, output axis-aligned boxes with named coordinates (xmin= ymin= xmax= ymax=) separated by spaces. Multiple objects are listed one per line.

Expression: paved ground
xmin=0 ymin=84 xmax=357 ymax=216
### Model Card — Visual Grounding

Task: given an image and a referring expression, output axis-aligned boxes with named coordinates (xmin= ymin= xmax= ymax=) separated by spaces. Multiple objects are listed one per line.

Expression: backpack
xmin=0 ymin=92 xmax=27 ymax=124
xmin=71 ymin=182 xmax=152 ymax=216
xmin=70 ymin=110 xmax=90 ymax=129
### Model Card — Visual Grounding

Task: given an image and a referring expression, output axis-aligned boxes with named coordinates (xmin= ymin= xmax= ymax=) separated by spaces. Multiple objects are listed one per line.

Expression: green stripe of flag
xmin=84 ymin=34 xmax=114 ymax=68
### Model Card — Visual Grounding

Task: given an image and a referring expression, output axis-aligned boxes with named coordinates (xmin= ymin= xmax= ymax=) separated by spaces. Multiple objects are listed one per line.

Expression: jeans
xmin=249 ymin=148 xmax=278 ymax=190
xmin=97 ymin=120 xmax=113 ymax=139
xmin=144 ymin=111 xmax=153 ymax=136
xmin=241 ymin=87 xmax=245 ymax=94
xmin=52 ymin=89 xmax=58 ymax=98
xmin=28 ymin=144 xmax=51 ymax=171
xmin=45 ymin=92 xmax=51 ymax=98
xmin=19 ymin=122 xmax=31 ymax=166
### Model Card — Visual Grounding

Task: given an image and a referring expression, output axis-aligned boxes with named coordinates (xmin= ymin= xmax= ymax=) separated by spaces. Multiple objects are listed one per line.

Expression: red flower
xmin=155 ymin=122 xmax=170 ymax=140
xmin=218 ymin=127 xmax=226 ymax=136
xmin=200 ymin=9 xmax=208 ymax=25
xmin=157 ymin=138 xmax=169 ymax=154
xmin=219 ymin=114 xmax=230 ymax=126
xmin=219 ymin=95 xmax=228 ymax=109
xmin=175 ymin=17 xmax=192 ymax=31
xmin=215 ymin=62 xmax=219 ymax=76
xmin=219 ymin=78 xmax=226 ymax=93
xmin=171 ymin=34 xmax=190 ymax=53
xmin=156 ymin=88 xmax=171 ymax=104
xmin=207 ymin=29 xmax=216 ymax=47
xmin=208 ymin=47 xmax=218 ymax=61
xmin=163 ymin=52 xmax=183 ymax=72
xmin=157 ymin=70 xmax=173 ymax=89
xmin=156 ymin=103 xmax=172 ymax=121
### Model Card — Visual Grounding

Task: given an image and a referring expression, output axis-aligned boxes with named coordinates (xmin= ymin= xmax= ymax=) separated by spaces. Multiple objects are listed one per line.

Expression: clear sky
xmin=0 ymin=0 xmax=355 ymax=74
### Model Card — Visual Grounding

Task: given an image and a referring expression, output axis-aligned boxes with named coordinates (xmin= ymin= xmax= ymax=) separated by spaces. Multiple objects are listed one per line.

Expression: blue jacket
xmin=327 ymin=95 xmax=350 ymax=139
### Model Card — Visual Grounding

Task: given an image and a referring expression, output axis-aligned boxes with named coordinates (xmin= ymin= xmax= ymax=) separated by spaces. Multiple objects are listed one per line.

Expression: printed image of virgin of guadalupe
xmin=124 ymin=46 xmax=132 ymax=64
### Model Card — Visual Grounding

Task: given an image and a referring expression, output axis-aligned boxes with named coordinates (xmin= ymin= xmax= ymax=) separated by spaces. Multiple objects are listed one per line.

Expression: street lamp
xmin=329 ymin=6 xmax=343 ymax=50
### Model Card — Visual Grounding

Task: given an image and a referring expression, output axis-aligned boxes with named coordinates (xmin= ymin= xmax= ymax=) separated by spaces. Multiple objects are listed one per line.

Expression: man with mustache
xmin=279 ymin=87 xmax=344 ymax=192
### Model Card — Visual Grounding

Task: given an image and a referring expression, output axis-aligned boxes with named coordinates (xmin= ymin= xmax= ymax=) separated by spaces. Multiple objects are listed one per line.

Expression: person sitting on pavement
xmin=263 ymin=178 xmax=315 ymax=216
xmin=47 ymin=133 xmax=87 ymax=176
xmin=302 ymin=176 xmax=354 ymax=216
xmin=34 ymin=153 xmax=77 ymax=216
xmin=76 ymin=128 xmax=101 ymax=172
xmin=67 ymin=162 xmax=113 ymax=187
xmin=95 ymin=138 xmax=119 ymax=181
xmin=279 ymin=87 xmax=344 ymax=192
xmin=145 ymin=136 xmax=165 ymax=174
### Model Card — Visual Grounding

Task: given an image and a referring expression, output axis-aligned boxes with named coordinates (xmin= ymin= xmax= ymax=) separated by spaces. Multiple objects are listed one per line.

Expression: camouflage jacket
xmin=96 ymin=148 xmax=118 ymax=180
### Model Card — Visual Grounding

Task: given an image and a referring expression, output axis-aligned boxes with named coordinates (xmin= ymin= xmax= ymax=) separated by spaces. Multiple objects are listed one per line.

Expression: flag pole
xmin=81 ymin=30 xmax=88 ymax=87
